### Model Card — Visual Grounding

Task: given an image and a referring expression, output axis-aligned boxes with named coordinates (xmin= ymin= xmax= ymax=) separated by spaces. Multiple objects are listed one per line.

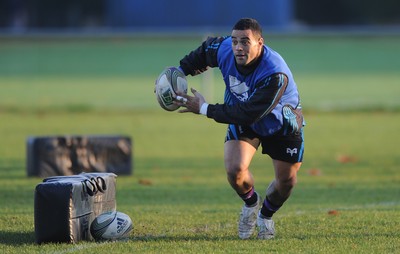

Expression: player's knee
xmin=225 ymin=165 xmax=249 ymax=188
xmin=286 ymin=175 xmax=297 ymax=187
xmin=226 ymin=170 xmax=241 ymax=186
xmin=225 ymin=160 xmax=246 ymax=175
xmin=277 ymin=176 xmax=297 ymax=195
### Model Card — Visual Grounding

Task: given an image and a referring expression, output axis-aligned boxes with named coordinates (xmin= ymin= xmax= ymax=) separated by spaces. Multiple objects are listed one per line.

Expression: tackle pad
xmin=34 ymin=172 xmax=117 ymax=244
xmin=27 ymin=135 xmax=132 ymax=177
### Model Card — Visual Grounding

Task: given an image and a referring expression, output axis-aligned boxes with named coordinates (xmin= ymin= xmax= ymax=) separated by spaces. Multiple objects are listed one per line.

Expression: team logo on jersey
xmin=229 ymin=75 xmax=249 ymax=101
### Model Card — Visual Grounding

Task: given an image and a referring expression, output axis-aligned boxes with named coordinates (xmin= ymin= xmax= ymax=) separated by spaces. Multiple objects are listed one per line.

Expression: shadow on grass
xmin=0 ymin=230 xmax=35 ymax=245
xmin=0 ymin=230 xmax=238 ymax=245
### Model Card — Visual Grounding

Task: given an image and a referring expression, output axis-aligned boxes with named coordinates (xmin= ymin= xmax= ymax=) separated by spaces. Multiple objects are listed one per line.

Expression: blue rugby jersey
xmin=180 ymin=36 xmax=302 ymax=136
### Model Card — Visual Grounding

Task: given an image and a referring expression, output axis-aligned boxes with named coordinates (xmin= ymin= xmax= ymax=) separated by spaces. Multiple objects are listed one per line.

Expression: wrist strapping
xmin=200 ymin=103 xmax=209 ymax=116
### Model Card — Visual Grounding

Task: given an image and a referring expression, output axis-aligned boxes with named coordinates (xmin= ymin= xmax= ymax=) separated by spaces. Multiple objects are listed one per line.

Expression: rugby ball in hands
xmin=90 ymin=211 xmax=133 ymax=241
xmin=155 ymin=67 xmax=188 ymax=111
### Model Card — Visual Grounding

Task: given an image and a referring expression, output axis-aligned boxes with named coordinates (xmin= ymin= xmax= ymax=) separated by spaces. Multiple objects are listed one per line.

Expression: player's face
xmin=231 ymin=29 xmax=263 ymax=66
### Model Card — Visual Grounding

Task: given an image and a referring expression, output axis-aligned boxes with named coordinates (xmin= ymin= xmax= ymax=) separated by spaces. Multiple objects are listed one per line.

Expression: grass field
xmin=0 ymin=35 xmax=400 ymax=253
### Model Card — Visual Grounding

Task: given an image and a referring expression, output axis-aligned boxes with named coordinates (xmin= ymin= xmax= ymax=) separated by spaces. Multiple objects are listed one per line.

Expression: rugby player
xmin=175 ymin=18 xmax=305 ymax=239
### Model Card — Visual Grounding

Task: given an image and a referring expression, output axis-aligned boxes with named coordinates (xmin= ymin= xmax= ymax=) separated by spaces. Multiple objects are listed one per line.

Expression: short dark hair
xmin=232 ymin=18 xmax=262 ymax=38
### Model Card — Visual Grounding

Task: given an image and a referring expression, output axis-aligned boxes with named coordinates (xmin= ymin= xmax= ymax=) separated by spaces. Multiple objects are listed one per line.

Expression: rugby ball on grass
xmin=90 ymin=211 xmax=133 ymax=241
xmin=155 ymin=67 xmax=188 ymax=111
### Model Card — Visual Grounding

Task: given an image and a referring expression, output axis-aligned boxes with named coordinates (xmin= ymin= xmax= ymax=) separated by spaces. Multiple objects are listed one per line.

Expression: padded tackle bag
xmin=27 ymin=135 xmax=132 ymax=177
xmin=34 ymin=173 xmax=117 ymax=244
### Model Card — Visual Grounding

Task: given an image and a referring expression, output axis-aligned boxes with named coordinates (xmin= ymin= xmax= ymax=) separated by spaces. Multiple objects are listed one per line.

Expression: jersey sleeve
xmin=206 ymin=73 xmax=289 ymax=125
xmin=179 ymin=36 xmax=226 ymax=76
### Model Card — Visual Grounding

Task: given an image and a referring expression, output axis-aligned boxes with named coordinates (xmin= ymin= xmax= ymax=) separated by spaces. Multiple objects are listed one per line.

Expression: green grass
xmin=0 ymin=36 xmax=400 ymax=253
xmin=0 ymin=111 xmax=399 ymax=253
xmin=1 ymin=36 xmax=399 ymax=112
xmin=1 ymin=72 xmax=400 ymax=113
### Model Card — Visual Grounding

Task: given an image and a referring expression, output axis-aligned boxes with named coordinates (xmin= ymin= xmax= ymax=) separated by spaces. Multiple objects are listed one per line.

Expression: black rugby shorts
xmin=225 ymin=124 xmax=304 ymax=163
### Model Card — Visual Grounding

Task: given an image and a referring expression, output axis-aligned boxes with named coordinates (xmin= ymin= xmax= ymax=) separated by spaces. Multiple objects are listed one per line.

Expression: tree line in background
xmin=296 ymin=0 xmax=400 ymax=25
xmin=0 ymin=0 xmax=399 ymax=30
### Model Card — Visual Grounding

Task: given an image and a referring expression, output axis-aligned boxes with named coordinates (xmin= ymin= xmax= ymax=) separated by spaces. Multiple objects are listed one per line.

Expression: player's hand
xmin=174 ymin=88 xmax=206 ymax=114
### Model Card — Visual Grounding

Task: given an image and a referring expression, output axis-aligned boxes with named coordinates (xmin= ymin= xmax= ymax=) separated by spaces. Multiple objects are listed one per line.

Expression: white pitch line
xmin=48 ymin=241 xmax=110 ymax=254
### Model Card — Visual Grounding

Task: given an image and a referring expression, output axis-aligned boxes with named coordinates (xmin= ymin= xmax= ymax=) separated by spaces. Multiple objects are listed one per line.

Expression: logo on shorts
xmin=286 ymin=148 xmax=297 ymax=156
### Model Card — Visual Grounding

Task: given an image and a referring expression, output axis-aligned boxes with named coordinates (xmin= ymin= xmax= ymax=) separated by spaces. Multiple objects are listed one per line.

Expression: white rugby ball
xmin=90 ymin=211 xmax=133 ymax=241
xmin=155 ymin=67 xmax=188 ymax=111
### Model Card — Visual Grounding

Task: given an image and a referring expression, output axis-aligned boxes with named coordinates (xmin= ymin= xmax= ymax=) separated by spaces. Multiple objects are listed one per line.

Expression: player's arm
xmin=204 ymin=73 xmax=288 ymax=125
xmin=179 ymin=36 xmax=226 ymax=76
